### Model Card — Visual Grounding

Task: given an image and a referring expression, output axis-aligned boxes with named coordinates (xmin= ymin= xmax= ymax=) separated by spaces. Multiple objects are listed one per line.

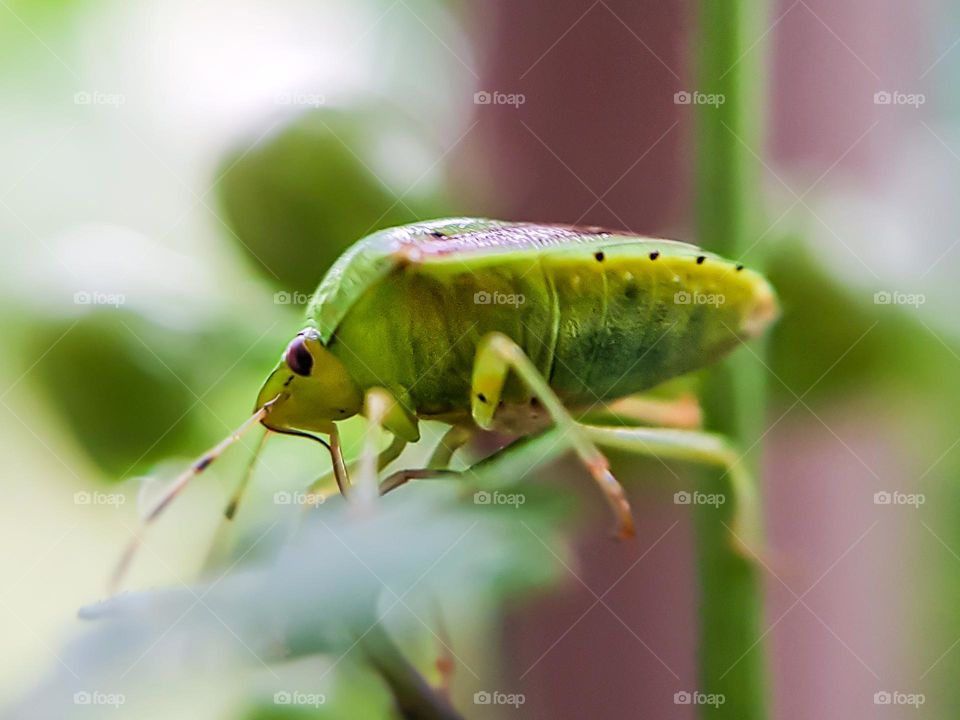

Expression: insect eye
xmin=284 ymin=336 xmax=314 ymax=376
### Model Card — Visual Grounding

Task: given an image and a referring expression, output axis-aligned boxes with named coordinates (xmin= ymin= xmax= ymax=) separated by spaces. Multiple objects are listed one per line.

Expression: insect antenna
xmin=223 ymin=429 xmax=271 ymax=520
xmin=110 ymin=397 xmax=280 ymax=594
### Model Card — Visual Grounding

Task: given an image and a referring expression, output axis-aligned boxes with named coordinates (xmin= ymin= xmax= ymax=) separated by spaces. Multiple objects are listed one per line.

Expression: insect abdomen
xmin=327 ymin=245 xmax=776 ymax=414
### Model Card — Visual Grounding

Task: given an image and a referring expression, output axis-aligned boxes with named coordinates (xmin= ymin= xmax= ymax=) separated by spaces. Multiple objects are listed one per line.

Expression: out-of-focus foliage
xmin=766 ymin=237 xmax=933 ymax=400
xmin=31 ymin=315 xmax=197 ymax=477
xmin=218 ymin=107 xmax=450 ymax=294
xmin=765 ymin=231 xmax=960 ymax=719
xmin=8 ymin=453 xmax=571 ymax=719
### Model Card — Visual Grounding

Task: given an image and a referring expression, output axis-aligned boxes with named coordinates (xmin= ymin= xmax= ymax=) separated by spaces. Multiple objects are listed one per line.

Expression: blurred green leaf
xmin=218 ymin=107 xmax=449 ymax=294
xmin=766 ymin=236 xmax=960 ymax=405
xmin=30 ymin=314 xmax=198 ymax=477
xmin=27 ymin=309 xmax=289 ymax=479
xmin=9 ymin=458 xmax=570 ymax=719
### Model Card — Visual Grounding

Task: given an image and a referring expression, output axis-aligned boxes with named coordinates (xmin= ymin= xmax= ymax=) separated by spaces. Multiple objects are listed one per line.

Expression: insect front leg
xmin=307 ymin=434 xmax=407 ymax=496
xmin=579 ymin=424 xmax=761 ymax=554
xmin=471 ymin=332 xmax=635 ymax=539
xmin=329 ymin=424 xmax=351 ymax=496
xmin=351 ymin=387 xmax=421 ymax=507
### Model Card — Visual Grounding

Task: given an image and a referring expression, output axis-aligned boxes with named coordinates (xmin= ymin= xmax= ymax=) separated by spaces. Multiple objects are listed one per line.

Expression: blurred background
xmin=0 ymin=0 xmax=958 ymax=718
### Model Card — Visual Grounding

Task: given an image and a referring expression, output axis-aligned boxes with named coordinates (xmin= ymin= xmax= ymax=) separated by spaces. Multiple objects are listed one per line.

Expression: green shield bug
xmin=114 ymin=217 xmax=778 ymax=589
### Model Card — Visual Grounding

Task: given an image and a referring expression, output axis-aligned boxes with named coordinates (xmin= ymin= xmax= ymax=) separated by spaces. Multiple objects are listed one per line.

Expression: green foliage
xmin=10 ymin=466 xmax=570 ymax=719
xmin=30 ymin=314 xmax=198 ymax=476
xmin=218 ymin=107 xmax=447 ymax=294
xmin=766 ymin=237 xmax=956 ymax=403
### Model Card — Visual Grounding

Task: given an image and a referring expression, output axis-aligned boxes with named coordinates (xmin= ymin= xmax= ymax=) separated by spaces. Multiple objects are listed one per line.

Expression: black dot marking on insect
xmin=625 ymin=283 xmax=639 ymax=300
xmin=428 ymin=230 xmax=445 ymax=239
xmin=477 ymin=393 xmax=488 ymax=403
xmin=649 ymin=251 xmax=660 ymax=260
xmin=283 ymin=375 xmax=294 ymax=388
xmin=696 ymin=255 xmax=706 ymax=264
xmin=338 ymin=408 xmax=346 ymax=415
xmin=736 ymin=264 xmax=744 ymax=271
xmin=193 ymin=455 xmax=214 ymax=472
xmin=530 ymin=397 xmax=541 ymax=407
xmin=594 ymin=251 xmax=605 ymax=262
xmin=284 ymin=336 xmax=314 ymax=376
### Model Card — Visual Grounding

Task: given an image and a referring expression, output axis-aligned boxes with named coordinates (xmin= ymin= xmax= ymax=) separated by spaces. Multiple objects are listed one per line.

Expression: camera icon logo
xmin=674 ymin=691 xmax=692 ymax=704
xmin=674 ymin=91 xmax=692 ymax=105
xmin=474 ymin=490 xmax=491 ymax=505
xmin=674 ymin=491 xmax=692 ymax=505
xmin=474 ymin=290 xmax=492 ymax=304
xmin=274 ymin=691 xmax=292 ymax=705
xmin=474 ymin=91 xmax=492 ymax=105
xmin=874 ymin=491 xmax=892 ymax=505
xmin=873 ymin=91 xmax=892 ymax=105
xmin=473 ymin=691 xmax=492 ymax=704
xmin=874 ymin=691 xmax=892 ymax=705
xmin=674 ymin=291 xmax=691 ymax=305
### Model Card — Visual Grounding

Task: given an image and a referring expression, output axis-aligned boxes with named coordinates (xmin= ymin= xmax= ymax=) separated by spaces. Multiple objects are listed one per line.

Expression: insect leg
xmin=352 ymin=389 xmax=391 ymax=507
xmin=428 ymin=426 xmax=473 ymax=469
xmin=363 ymin=427 xmax=471 ymax=496
xmin=328 ymin=424 xmax=350 ymax=496
xmin=578 ymin=392 xmax=703 ymax=429
xmin=379 ymin=468 xmax=461 ymax=495
xmin=472 ymin=332 xmax=635 ymax=539
xmin=579 ymin=424 xmax=761 ymax=552
xmin=307 ymin=435 xmax=407 ymax=496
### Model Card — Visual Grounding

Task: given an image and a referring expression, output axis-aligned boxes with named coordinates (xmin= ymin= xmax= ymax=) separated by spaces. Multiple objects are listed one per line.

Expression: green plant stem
xmin=694 ymin=1 xmax=769 ymax=718
xmin=361 ymin=623 xmax=464 ymax=720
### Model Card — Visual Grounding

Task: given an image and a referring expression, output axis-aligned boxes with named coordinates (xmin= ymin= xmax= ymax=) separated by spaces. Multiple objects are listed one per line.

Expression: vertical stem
xmin=694 ymin=1 xmax=769 ymax=718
